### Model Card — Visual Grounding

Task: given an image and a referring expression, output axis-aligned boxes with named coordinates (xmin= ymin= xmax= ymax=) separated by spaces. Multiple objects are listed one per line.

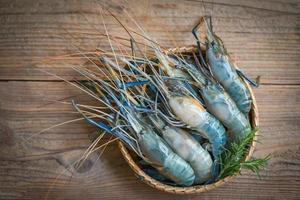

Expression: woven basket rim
xmin=118 ymin=45 xmax=259 ymax=194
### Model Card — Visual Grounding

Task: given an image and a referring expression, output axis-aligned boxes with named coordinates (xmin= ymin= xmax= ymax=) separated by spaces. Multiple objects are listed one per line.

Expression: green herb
xmin=218 ymin=129 xmax=270 ymax=180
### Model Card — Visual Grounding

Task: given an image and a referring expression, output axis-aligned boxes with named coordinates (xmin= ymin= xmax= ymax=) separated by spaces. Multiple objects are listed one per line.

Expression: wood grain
xmin=0 ymin=81 xmax=300 ymax=200
xmin=0 ymin=0 xmax=299 ymax=199
xmin=0 ymin=0 xmax=299 ymax=84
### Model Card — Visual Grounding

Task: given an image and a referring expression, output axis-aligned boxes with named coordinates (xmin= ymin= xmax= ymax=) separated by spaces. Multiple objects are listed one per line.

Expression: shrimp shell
xmin=138 ymin=129 xmax=196 ymax=186
xmin=206 ymin=39 xmax=252 ymax=115
xmin=161 ymin=126 xmax=213 ymax=184
xmin=201 ymin=83 xmax=251 ymax=141
xmin=168 ymin=96 xmax=227 ymax=158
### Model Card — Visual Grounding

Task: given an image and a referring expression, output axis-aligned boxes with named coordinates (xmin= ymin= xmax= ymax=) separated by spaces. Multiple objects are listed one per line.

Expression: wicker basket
xmin=118 ymin=45 xmax=259 ymax=194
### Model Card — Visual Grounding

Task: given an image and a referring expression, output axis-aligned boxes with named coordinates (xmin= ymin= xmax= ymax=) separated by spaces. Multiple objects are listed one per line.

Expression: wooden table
xmin=0 ymin=0 xmax=299 ymax=199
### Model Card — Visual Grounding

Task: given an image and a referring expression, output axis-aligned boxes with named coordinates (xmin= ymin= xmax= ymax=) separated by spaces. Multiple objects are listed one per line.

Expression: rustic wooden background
xmin=0 ymin=0 xmax=299 ymax=199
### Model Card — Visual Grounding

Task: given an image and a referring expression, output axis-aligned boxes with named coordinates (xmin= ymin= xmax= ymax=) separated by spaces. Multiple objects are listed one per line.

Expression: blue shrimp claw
xmin=236 ymin=69 xmax=260 ymax=88
xmin=123 ymin=80 xmax=150 ymax=89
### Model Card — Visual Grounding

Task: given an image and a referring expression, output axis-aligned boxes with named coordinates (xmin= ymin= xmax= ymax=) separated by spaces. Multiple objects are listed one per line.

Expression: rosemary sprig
xmin=218 ymin=129 xmax=270 ymax=180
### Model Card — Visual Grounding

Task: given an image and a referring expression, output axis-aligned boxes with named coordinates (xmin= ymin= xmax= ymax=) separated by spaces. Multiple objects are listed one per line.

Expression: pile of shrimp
xmin=69 ymin=16 xmax=258 ymax=187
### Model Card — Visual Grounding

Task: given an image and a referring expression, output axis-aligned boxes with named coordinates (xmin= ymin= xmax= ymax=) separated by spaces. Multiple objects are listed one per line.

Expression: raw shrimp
xmin=149 ymin=116 xmax=213 ymax=184
xmin=162 ymin=126 xmax=213 ymax=184
xmin=76 ymin=60 xmax=196 ymax=186
xmin=137 ymin=127 xmax=196 ymax=186
xmin=200 ymin=82 xmax=251 ymax=141
xmin=171 ymin=55 xmax=251 ymax=141
xmin=122 ymin=55 xmax=228 ymax=180
xmin=192 ymin=17 xmax=253 ymax=115
xmin=105 ymin=55 xmax=218 ymax=181
xmin=144 ymin=52 xmax=228 ymax=159
xmin=168 ymin=95 xmax=227 ymax=156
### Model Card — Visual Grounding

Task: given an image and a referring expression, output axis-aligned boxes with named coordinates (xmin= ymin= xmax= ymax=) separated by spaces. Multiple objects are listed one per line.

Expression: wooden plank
xmin=0 ymin=0 xmax=299 ymax=200
xmin=0 ymin=81 xmax=299 ymax=199
xmin=0 ymin=0 xmax=299 ymax=84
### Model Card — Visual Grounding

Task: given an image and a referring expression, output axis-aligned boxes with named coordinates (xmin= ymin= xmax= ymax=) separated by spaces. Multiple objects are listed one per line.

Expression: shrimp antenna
xmin=105 ymin=8 xmax=189 ymax=126
xmin=71 ymin=100 xmax=139 ymax=153
xmin=130 ymin=38 xmax=136 ymax=59
xmin=107 ymin=9 xmax=135 ymax=40
xmin=191 ymin=52 xmax=215 ymax=83
xmin=192 ymin=20 xmax=210 ymax=71
xmin=205 ymin=15 xmax=213 ymax=32
xmin=107 ymin=10 xmax=170 ymax=95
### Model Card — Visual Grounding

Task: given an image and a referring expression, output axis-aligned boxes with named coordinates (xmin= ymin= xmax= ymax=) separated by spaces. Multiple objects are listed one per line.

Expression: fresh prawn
xmin=149 ymin=115 xmax=213 ymax=184
xmin=74 ymin=57 xmax=196 ymax=186
xmin=171 ymin=55 xmax=251 ymax=142
xmin=122 ymin=55 xmax=226 ymax=179
xmin=103 ymin=53 xmax=214 ymax=184
xmin=192 ymin=17 xmax=255 ymax=115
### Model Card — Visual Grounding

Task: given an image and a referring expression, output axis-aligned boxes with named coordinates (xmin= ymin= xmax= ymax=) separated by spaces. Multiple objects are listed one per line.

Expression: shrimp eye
xmin=211 ymin=41 xmax=215 ymax=47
